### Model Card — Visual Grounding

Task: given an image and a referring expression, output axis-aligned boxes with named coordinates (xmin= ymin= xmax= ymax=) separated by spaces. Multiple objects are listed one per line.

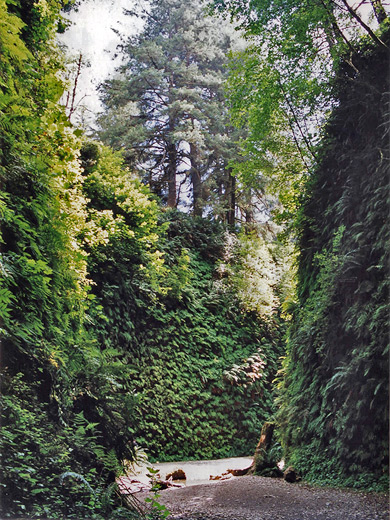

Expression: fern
xmin=59 ymin=471 xmax=95 ymax=495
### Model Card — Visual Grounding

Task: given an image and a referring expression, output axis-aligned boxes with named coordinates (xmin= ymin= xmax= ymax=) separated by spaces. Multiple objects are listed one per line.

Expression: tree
xmin=210 ymin=0 xmax=389 ymax=227
xmin=98 ymin=0 xmax=245 ymax=222
xmin=211 ymin=0 xmax=388 ymax=52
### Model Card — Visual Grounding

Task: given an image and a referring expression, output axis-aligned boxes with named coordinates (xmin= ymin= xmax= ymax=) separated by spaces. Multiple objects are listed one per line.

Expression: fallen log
xmin=156 ymin=478 xmax=185 ymax=490
xmin=228 ymin=467 xmax=252 ymax=476
xmin=117 ymin=476 xmax=151 ymax=494
xmin=117 ymin=475 xmax=184 ymax=494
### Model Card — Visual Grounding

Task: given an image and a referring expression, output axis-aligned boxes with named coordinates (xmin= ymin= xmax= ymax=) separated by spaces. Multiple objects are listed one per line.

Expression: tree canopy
xmin=98 ymin=0 xmax=248 ymax=222
xmin=210 ymin=0 xmax=389 ymax=226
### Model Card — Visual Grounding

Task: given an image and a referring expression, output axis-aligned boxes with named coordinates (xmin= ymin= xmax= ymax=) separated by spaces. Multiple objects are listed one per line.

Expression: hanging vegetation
xmin=80 ymin=142 xmax=289 ymax=462
xmin=277 ymin=31 xmax=389 ymax=490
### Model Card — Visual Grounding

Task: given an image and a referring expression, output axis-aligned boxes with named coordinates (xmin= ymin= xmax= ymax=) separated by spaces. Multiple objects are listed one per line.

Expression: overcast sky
xmin=58 ymin=0 xmax=387 ymax=128
xmin=58 ymin=0 xmax=143 ymax=126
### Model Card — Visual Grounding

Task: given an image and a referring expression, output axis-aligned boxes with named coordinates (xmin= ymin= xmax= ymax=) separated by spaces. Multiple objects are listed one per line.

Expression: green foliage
xmin=276 ymin=31 xmax=389 ymax=489
xmin=216 ymin=228 xmax=294 ymax=315
xmin=0 ymin=1 xmax=142 ymax=517
xmin=79 ymin=142 xmax=289 ymax=464
xmin=0 ymin=373 xmax=136 ymax=518
xmin=254 ymin=442 xmax=283 ymax=477
xmin=212 ymin=0 xmax=389 ymax=228
xmin=211 ymin=0 xmax=389 ymax=490
xmin=286 ymin=443 xmax=389 ymax=493
xmin=83 ymin=171 xmax=287 ymax=461
xmin=0 ymin=0 xmax=288 ymax=515
xmin=226 ymin=46 xmax=316 ymax=225
xmin=144 ymin=468 xmax=170 ymax=520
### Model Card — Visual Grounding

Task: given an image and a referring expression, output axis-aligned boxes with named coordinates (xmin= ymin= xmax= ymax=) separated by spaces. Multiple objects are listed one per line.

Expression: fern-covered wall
xmin=0 ymin=4 xmax=140 ymax=517
xmin=124 ymin=217 xmax=285 ymax=461
xmin=277 ymin=30 xmax=389 ymax=489
xmin=82 ymin=166 xmax=287 ymax=462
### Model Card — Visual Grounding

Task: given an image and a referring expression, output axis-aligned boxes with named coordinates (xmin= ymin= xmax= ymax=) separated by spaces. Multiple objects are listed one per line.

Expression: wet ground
xmin=150 ymin=456 xmax=253 ymax=486
xmin=141 ymin=475 xmax=390 ymax=520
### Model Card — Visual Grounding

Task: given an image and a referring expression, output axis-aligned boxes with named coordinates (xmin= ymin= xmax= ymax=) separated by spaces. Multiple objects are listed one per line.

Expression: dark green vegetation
xmin=277 ymin=32 xmax=390 ymax=490
xmin=211 ymin=0 xmax=389 ymax=491
xmin=0 ymin=0 xmax=388 ymax=518
xmin=79 ymin=140 xmax=287 ymax=463
xmin=0 ymin=1 xmax=137 ymax=517
xmin=213 ymin=0 xmax=390 ymax=489
xmin=0 ymin=1 xmax=285 ymax=517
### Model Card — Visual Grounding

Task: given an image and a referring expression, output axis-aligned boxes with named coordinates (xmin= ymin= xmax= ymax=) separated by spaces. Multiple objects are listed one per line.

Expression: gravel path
xmin=140 ymin=475 xmax=389 ymax=520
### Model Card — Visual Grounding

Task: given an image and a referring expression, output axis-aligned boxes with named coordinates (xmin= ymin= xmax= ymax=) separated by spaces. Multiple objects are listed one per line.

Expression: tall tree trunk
xmin=166 ymin=142 xmax=177 ymax=208
xmin=245 ymin=206 xmax=255 ymax=226
xmin=226 ymin=169 xmax=236 ymax=227
xmin=243 ymin=188 xmax=257 ymax=232
xmin=166 ymin=86 xmax=177 ymax=209
xmin=190 ymin=143 xmax=202 ymax=217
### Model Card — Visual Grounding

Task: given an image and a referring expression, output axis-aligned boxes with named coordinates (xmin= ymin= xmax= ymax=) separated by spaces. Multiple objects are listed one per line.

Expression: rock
xmin=283 ymin=466 xmax=301 ymax=483
xmin=166 ymin=469 xmax=186 ymax=480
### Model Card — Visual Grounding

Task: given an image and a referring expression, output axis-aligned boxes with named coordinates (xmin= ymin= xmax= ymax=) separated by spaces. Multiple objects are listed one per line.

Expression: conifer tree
xmin=98 ymin=0 xmax=244 ymax=222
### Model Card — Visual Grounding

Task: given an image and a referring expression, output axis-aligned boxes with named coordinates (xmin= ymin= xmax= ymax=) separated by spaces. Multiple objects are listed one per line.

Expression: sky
xmin=58 ymin=0 xmax=143 ymax=126
xmin=58 ymin=0 xmax=388 ymax=128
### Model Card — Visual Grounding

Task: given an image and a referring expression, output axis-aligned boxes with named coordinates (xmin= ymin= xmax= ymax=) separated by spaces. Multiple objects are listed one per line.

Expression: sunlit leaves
xmin=0 ymin=1 xmax=131 ymax=516
xmin=0 ymin=0 xmax=31 ymax=63
xmin=212 ymin=0 xmax=388 ymax=230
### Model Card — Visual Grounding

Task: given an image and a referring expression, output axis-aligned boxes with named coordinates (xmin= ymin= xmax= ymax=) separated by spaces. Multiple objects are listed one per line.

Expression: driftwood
xmin=166 ymin=469 xmax=186 ymax=480
xmin=210 ymin=471 xmax=233 ymax=481
xmin=117 ymin=475 xmax=184 ymax=494
xmin=228 ymin=467 xmax=252 ymax=476
xmin=155 ymin=478 xmax=185 ymax=489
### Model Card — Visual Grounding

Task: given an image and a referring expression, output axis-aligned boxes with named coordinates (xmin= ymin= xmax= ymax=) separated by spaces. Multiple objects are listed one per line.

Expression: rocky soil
xmin=137 ymin=475 xmax=389 ymax=520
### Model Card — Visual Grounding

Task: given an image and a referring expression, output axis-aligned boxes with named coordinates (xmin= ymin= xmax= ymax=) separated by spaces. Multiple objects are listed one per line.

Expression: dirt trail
xmin=139 ymin=475 xmax=389 ymax=520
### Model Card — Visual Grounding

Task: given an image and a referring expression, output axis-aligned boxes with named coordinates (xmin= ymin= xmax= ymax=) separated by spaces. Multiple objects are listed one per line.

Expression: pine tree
xmin=98 ymin=0 xmax=244 ymax=222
